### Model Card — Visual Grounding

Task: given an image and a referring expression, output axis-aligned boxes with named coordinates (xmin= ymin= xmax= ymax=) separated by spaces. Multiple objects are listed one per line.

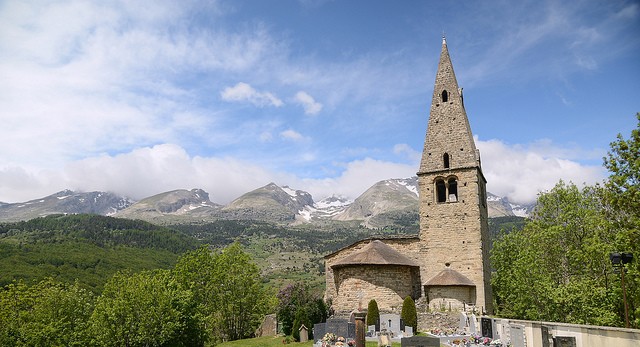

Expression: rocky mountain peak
xmin=221 ymin=183 xmax=315 ymax=222
xmin=333 ymin=177 xmax=420 ymax=228
xmin=0 ymin=190 xmax=134 ymax=222
xmin=114 ymin=188 xmax=221 ymax=221
xmin=487 ymin=193 xmax=534 ymax=218
xmin=0 ymin=180 xmax=533 ymax=226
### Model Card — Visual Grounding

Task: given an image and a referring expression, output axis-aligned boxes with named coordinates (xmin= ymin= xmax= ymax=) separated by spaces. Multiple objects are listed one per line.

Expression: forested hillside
xmin=0 ymin=213 xmax=527 ymax=294
xmin=172 ymin=220 xmax=414 ymax=289
xmin=0 ymin=214 xmax=200 ymax=292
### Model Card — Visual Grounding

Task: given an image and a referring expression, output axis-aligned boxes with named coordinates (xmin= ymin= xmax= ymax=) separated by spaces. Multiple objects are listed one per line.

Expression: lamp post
xmin=610 ymin=252 xmax=633 ymax=328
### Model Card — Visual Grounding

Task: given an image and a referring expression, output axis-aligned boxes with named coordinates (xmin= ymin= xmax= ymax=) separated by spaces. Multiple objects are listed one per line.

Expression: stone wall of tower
xmin=419 ymin=92 xmax=479 ymax=172
xmin=416 ymin=38 xmax=493 ymax=314
xmin=418 ymin=167 xmax=493 ymax=313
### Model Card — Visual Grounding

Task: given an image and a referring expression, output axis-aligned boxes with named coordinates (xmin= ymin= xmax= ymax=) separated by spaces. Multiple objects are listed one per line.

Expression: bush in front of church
xmin=366 ymin=299 xmax=380 ymax=327
xmin=401 ymin=296 xmax=417 ymax=332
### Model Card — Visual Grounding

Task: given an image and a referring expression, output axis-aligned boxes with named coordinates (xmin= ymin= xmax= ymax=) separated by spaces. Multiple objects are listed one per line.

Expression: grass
xmin=217 ymin=336 xmax=404 ymax=347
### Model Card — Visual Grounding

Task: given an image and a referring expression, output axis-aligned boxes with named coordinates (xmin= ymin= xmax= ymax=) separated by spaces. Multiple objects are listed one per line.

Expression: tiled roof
xmin=330 ymin=240 xmax=419 ymax=268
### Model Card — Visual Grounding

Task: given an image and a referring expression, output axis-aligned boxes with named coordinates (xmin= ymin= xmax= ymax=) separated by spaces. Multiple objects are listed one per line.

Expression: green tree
xmin=172 ymin=245 xmax=218 ymax=310
xmin=276 ymin=281 xmax=327 ymax=338
xmin=212 ymin=243 xmax=271 ymax=342
xmin=292 ymin=306 xmax=311 ymax=341
xmin=603 ymin=113 xmax=640 ymax=327
xmin=0 ymin=278 xmax=94 ymax=346
xmin=173 ymin=243 xmax=271 ymax=343
xmin=491 ymin=181 xmax=619 ymax=326
xmin=491 ymin=116 xmax=640 ymax=328
xmin=401 ymin=296 xmax=417 ymax=332
xmin=89 ymin=270 xmax=204 ymax=346
xmin=604 ymin=113 xmax=640 ymax=215
xmin=366 ymin=299 xmax=380 ymax=327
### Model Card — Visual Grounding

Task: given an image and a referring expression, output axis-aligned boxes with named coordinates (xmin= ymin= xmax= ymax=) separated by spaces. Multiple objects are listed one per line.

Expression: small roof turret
xmin=424 ymin=268 xmax=475 ymax=287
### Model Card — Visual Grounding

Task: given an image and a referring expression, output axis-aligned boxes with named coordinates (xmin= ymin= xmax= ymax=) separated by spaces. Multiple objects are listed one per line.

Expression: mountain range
xmin=0 ymin=178 xmax=535 ymax=226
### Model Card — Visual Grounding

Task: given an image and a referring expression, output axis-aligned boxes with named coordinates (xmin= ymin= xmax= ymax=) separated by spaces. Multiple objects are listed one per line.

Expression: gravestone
xmin=553 ymin=336 xmax=576 ymax=347
xmin=510 ymin=324 xmax=525 ymax=347
xmin=299 ymin=325 xmax=308 ymax=342
xmin=541 ymin=326 xmax=552 ymax=347
xmin=368 ymin=325 xmax=376 ymax=337
xmin=354 ymin=312 xmax=366 ymax=347
xmin=404 ymin=326 xmax=413 ymax=337
xmin=379 ymin=333 xmax=391 ymax=347
xmin=458 ymin=312 xmax=467 ymax=330
xmin=400 ymin=335 xmax=440 ymax=347
xmin=313 ymin=323 xmax=324 ymax=342
xmin=481 ymin=317 xmax=493 ymax=338
xmin=313 ymin=318 xmax=356 ymax=341
xmin=469 ymin=314 xmax=477 ymax=334
xmin=380 ymin=313 xmax=403 ymax=336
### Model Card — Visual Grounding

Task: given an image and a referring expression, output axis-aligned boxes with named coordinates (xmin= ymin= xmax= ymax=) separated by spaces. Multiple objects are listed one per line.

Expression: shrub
xmin=277 ymin=282 xmax=327 ymax=337
xmin=401 ymin=296 xmax=417 ymax=332
xmin=366 ymin=299 xmax=380 ymax=326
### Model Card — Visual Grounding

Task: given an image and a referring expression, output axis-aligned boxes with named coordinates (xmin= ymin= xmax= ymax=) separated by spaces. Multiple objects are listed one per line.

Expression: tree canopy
xmin=276 ymin=281 xmax=327 ymax=340
xmin=0 ymin=243 xmax=271 ymax=346
xmin=491 ymin=113 xmax=640 ymax=328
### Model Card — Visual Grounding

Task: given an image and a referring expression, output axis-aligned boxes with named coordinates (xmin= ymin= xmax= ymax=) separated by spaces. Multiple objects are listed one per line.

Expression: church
xmin=324 ymin=37 xmax=493 ymax=315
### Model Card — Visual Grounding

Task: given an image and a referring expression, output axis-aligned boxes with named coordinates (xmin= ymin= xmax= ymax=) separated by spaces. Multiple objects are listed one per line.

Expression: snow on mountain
xmin=0 ymin=179 xmax=532 ymax=225
xmin=333 ymin=177 xmax=419 ymax=228
xmin=486 ymin=192 xmax=533 ymax=218
xmin=299 ymin=195 xmax=353 ymax=221
xmin=0 ymin=190 xmax=134 ymax=222
xmin=395 ymin=178 xmax=419 ymax=196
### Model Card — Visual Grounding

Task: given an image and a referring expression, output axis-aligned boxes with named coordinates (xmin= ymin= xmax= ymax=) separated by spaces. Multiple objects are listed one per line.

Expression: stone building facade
xmin=325 ymin=37 xmax=493 ymax=315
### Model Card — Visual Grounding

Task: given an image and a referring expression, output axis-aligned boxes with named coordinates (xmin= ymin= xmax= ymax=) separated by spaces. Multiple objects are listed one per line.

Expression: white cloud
xmin=63 ymin=144 xmax=290 ymax=204
xmin=220 ymin=82 xmax=283 ymax=107
xmin=280 ymin=129 xmax=306 ymax=141
xmin=294 ymin=91 xmax=323 ymax=115
xmin=477 ymin=138 xmax=606 ymax=204
xmin=0 ymin=145 xmax=415 ymax=204
xmin=0 ymin=139 xmax=609 ymax=207
xmin=0 ymin=1 xmax=282 ymax=170
xmin=259 ymin=131 xmax=273 ymax=142
xmin=393 ymin=143 xmax=421 ymax=162
xmin=300 ymin=158 xmax=417 ymax=200
xmin=0 ymin=0 xmax=627 ymax=210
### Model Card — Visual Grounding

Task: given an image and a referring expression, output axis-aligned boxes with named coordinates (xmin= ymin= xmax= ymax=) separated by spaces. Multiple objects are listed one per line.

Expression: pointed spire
xmin=418 ymin=38 xmax=480 ymax=174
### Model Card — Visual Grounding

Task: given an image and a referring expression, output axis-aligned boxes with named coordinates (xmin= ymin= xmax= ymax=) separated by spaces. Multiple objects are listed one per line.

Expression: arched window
xmin=441 ymin=90 xmax=448 ymax=102
xmin=436 ymin=179 xmax=446 ymax=203
xmin=443 ymin=153 xmax=450 ymax=169
xmin=448 ymin=178 xmax=458 ymax=202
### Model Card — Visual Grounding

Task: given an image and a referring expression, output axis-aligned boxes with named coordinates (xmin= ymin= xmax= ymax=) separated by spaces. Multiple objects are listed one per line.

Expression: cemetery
xmin=304 ymin=310 xmax=640 ymax=347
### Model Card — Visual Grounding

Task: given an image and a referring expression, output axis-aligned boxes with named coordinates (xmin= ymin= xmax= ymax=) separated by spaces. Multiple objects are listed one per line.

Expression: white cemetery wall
xmin=492 ymin=318 xmax=640 ymax=347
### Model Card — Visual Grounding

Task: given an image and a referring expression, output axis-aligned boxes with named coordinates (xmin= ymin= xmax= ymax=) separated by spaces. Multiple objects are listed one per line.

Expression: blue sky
xmin=1 ymin=0 xmax=638 ymax=205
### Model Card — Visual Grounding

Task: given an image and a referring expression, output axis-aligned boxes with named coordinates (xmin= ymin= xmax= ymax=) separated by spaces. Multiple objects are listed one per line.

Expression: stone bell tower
xmin=417 ymin=37 xmax=493 ymax=313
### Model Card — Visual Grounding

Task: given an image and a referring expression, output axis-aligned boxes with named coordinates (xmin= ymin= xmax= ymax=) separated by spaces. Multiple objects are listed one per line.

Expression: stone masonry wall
xmin=418 ymin=167 xmax=492 ymax=313
xmin=325 ymin=238 xmax=422 ymax=313
xmin=427 ymin=286 xmax=473 ymax=312
xmin=332 ymin=265 xmax=416 ymax=313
